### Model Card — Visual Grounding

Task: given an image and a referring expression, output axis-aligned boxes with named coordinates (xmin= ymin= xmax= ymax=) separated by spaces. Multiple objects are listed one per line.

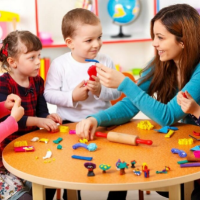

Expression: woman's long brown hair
xmin=138 ymin=4 xmax=200 ymax=104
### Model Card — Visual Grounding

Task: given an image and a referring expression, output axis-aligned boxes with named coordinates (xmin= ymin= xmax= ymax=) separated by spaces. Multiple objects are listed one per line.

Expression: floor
xmin=50 ymin=103 xmax=161 ymax=200
xmin=53 ymin=190 xmax=168 ymax=200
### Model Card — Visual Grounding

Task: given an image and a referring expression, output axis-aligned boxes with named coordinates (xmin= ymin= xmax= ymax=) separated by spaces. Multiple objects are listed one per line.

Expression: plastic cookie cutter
xmin=72 ymin=143 xmax=97 ymax=152
xmin=178 ymin=138 xmax=193 ymax=145
xmin=85 ymin=59 xmax=99 ymax=81
xmin=171 ymin=148 xmax=187 ymax=158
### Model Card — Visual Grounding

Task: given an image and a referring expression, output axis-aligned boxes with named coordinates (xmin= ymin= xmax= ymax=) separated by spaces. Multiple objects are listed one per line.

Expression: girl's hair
xmin=62 ymin=8 xmax=100 ymax=40
xmin=0 ymin=30 xmax=42 ymax=71
xmin=138 ymin=4 xmax=200 ymax=104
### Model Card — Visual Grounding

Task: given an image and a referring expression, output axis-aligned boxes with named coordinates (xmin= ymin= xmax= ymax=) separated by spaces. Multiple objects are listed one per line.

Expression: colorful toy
xmin=72 ymin=155 xmax=93 ymax=161
xmin=95 ymin=131 xmax=153 ymax=146
xmin=137 ymin=120 xmax=154 ymax=130
xmin=142 ymin=163 xmax=148 ymax=171
xmin=39 ymin=138 xmax=49 ymax=144
xmin=39 ymin=32 xmax=53 ymax=45
xmin=14 ymin=146 xmax=34 ymax=152
xmin=59 ymin=125 xmax=69 ymax=133
xmin=116 ymin=161 xmax=129 ymax=175
xmin=69 ymin=130 xmax=76 ymax=134
xmin=85 ymin=59 xmax=99 ymax=81
xmin=53 ymin=137 xmax=63 ymax=144
xmin=133 ymin=168 xmax=142 ymax=176
xmin=14 ymin=141 xmax=28 ymax=147
xmin=193 ymin=131 xmax=200 ymax=136
xmin=156 ymin=166 xmax=170 ymax=174
xmin=191 ymin=145 xmax=200 ymax=151
xmin=72 ymin=143 xmax=97 ymax=151
xmin=43 ymin=149 xmax=52 ymax=159
xmin=171 ymin=148 xmax=187 ymax=158
xmin=165 ymin=130 xmax=174 ymax=138
xmin=130 ymin=160 xmax=136 ymax=168
xmin=143 ymin=168 xmax=150 ymax=178
xmin=116 ymin=159 xmax=121 ymax=170
xmin=178 ymin=138 xmax=193 ymax=145
xmin=79 ymin=138 xmax=88 ymax=144
xmin=99 ymin=164 xmax=111 ymax=173
xmin=84 ymin=162 xmax=96 ymax=176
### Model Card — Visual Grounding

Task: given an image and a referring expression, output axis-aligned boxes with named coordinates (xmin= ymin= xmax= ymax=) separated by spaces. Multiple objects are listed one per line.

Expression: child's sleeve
xmin=44 ymin=60 xmax=77 ymax=108
xmin=95 ymin=57 xmax=121 ymax=101
xmin=0 ymin=116 xmax=18 ymax=143
xmin=0 ymin=102 xmax=10 ymax=118
xmin=36 ymin=77 xmax=49 ymax=118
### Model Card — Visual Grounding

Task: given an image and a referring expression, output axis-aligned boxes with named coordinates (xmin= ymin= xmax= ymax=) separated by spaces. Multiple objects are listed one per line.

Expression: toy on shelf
xmin=137 ymin=120 xmax=154 ymax=130
xmin=84 ymin=162 xmax=96 ymax=176
xmin=85 ymin=59 xmax=99 ymax=82
xmin=171 ymin=148 xmax=187 ymax=158
xmin=72 ymin=143 xmax=97 ymax=152
xmin=39 ymin=32 xmax=53 ymax=45
xmin=0 ymin=11 xmax=20 ymax=40
xmin=116 ymin=161 xmax=129 ymax=175
xmin=72 ymin=155 xmax=93 ymax=161
xmin=131 ymin=160 xmax=136 ymax=168
xmin=99 ymin=164 xmax=111 ymax=173
xmin=38 ymin=57 xmax=50 ymax=81
xmin=95 ymin=131 xmax=153 ymax=146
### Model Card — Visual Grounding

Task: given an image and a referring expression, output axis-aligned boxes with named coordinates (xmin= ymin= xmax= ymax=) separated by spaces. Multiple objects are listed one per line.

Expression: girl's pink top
xmin=0 ymin=102 xmax=18 ymax=167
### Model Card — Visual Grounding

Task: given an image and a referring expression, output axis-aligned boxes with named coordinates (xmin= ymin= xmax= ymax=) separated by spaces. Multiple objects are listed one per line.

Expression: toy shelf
xmin=35 ymin=0 xmax=156 ymax=48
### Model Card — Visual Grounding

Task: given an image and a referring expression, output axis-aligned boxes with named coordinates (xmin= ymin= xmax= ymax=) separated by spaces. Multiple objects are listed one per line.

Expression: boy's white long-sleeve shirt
xmin=44 ymin=52 xmax=121 ymax=122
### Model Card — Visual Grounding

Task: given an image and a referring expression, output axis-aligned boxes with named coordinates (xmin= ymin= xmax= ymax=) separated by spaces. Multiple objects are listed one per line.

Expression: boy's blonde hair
xmin=62 ymin=8 xmax=100 ymax=40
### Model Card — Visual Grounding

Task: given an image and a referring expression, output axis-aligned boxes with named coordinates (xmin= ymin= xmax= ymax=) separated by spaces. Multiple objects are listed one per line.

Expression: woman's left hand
xmin=96 ymin=63 xmax=125 ymax=88
xmin=47 ymin=113 xmax=62 ymax=125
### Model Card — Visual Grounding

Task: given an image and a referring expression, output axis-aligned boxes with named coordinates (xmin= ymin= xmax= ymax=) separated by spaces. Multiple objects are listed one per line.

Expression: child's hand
xmin=178 ymin=91 xmax=200 ymax=118
xmin=47 ymin=113 xmax=62 ymax=124
xmin=72 ymin=80 xmax=89 ymax=102
xmin=5 ymin=94 xmax=21 ymax=110
xmin=177 ymin=91 xmax=184 ymax=106
xmin=76 ymin=117 xmax=98 ymax=140
xmin=11 ymin=98 xmax=24 ymax=122
xmin=86 ymin=76 xmax=101 ymax=97
xmin=36 ymin=118 xmax=59 ymax=132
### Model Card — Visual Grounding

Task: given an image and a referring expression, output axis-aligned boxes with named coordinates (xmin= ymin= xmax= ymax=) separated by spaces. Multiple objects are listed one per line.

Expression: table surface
xmin=3 ymin=120 xmax=200 ymax=191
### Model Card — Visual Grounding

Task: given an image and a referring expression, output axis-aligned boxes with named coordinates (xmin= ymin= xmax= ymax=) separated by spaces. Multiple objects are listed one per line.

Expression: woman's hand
xmin=76 ymin=117 xmax=98 ymax=140
xmin=5 ymin=94 xmax=21 ymax=110
xmin=47 ymin=113 xmax=62 ymax=125
xmin=96 ymin=63 xmax=125 ymax=88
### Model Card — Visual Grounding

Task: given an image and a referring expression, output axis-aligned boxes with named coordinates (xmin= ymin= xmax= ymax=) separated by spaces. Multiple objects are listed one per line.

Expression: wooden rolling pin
xmin=95 ymin=132 xmax=153 ymax=146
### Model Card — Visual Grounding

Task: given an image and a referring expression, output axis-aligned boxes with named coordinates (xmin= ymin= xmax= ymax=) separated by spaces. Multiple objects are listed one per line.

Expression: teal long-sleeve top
xmin=90 ymin=63 xmax=200 ymax=127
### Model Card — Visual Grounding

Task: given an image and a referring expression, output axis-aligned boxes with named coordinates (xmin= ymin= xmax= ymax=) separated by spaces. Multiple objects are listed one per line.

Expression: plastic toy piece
xmin=79 ymin=138 xmax=88 ymax=144
xmin=39 ymin=138 xmax=49 ymax=144
xmin=72 ymin=155 xmax=93 ymax=161
xmin=95 ymin=131 xmax=153 ymax=146
xmin=165 ymin=130 xmax=174 ymax=138
xmin=31 ymin=137 xmax=39 ymax=142
xmin=53 ymin=137 xmax=63 ymax=144
xmin=84 ymin=162 xmax=96 ymax=176
xmin=14 ymin=141 xmax=28 ymax=147
xmin=171 ymin=148 xmax=187 ymax=158
xmin=72 ymin=143 xmax=97 ymax=151
xmin=14 ymin=146 xmax=34 ymax=152
xmin=156 ymin=166 xmax=170 ymax=174
xmin=69 ymin=130 xmax=76 ymax=134
xmin=137 ymin=120 xmax=154 ymax=130
xmin=99 ymin=164 xmax=111 ymax=173
xmin=142 ymin=163 xmax=148 ymax=172
xmin=116 ymin=161 xmax=129 ymax=175
xmin=57 ymin=144 xmax=63 ymax=150
xmin=180 ymin=163 xmax=200 ymax=168
xmin=193 ymin=131 xmax=200 ymax=136
xmin=59 ymin=126 xmax=69 ymax=133
xmin=131 ymin=160 xmax=136 ymax=168
xmin=178 ymin=138 xmax=193 ymax=145
xmin=144 ymin=168 xmax=150 ymax=178
xmin=85 ymin=59 xmax=99 ymax=81
xmin=133 ymin=168 xmax=142 ymax=176
xmin=43 ymin=149 xmax=52 ymax=159
xmin=191 ymin=145 xmax=200 ymax=151
xmin=194 ymin=151 xmax=200 ymax=158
